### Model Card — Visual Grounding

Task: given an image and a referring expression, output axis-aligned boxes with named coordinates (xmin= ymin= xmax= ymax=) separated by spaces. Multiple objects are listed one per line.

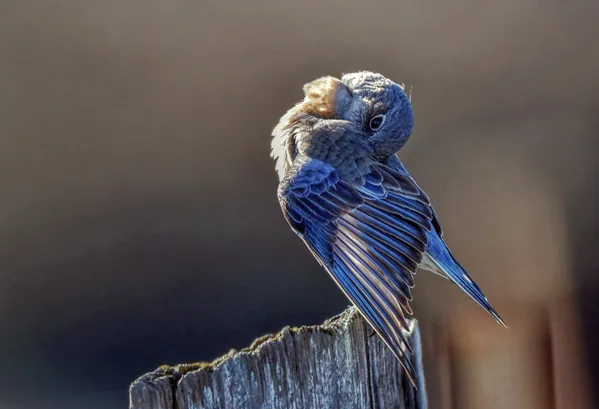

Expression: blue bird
xmin=270 ymin=72 xmax=505 ymax=385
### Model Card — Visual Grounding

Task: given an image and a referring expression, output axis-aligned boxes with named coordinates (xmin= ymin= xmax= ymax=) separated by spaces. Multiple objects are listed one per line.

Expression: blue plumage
xmin=271 ymin=71 xmax=505 ymax=387
xmin=423 ymin=229 xmax=506 ymax=326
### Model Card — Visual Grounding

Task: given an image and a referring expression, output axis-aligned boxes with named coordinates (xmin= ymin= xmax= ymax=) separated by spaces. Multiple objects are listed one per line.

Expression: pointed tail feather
xmin=424 ymin=237 xmax=507 ymax=327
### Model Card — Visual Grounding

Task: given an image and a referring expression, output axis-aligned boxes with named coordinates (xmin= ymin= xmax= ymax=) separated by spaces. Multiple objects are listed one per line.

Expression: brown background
xmin=1 ymin=1 xmax=598 ymax=408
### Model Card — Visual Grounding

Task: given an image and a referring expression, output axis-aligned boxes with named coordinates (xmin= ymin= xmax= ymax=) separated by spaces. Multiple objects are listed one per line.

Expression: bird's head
xmin=338 ymin=71 xmax=414 ymax=157
xmin=271 ymin=71 xmax=414 ymax=180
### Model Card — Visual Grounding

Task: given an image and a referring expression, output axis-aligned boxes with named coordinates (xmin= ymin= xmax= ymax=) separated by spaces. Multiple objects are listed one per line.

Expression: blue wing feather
xmin=354 ymin=204 xmax=428 ymax=244
xmin=279 ymin=157 xmax=434 ymax=382
xmin=279 ymin=155 xmax=505 ymax=385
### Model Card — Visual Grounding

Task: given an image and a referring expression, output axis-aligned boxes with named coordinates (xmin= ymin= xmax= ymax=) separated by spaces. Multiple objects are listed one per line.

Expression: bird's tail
xmin=423 ymin=238 xmax=507 ymax=327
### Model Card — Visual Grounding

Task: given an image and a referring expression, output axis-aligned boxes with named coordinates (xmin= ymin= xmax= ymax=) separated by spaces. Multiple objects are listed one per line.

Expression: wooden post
xmin=129 ymin=306 xmax=427 ymax=409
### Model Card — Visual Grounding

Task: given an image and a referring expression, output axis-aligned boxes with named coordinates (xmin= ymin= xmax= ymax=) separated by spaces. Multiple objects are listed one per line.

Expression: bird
xmin=270 ymin=71 xmax=505 ymax=386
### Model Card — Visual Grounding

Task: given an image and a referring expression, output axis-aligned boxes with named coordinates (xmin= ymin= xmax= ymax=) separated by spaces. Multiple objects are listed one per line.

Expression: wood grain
xmin=129 ymin=306 xmax=427 ymax=409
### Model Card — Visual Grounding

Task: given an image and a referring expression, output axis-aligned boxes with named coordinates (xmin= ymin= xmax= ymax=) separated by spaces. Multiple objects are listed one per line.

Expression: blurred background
xmin=1 ymin=1 xmax=598 ymax=408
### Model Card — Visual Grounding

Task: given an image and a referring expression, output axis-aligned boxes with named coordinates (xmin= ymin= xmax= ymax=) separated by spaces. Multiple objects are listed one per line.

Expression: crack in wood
xmin=129 ymin=306 xmax=426 ymax=409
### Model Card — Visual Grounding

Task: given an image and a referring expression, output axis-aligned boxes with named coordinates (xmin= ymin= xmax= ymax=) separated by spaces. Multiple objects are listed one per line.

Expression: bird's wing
xmin=386 ymin=157 xmax=506 ymax=327
xmin=278 ymin=157 xmax=434 ymax=384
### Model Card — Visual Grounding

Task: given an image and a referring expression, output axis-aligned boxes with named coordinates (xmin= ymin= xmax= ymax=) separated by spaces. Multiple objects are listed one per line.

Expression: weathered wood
xmin=129 ymin=306 xmax=427 ymax=409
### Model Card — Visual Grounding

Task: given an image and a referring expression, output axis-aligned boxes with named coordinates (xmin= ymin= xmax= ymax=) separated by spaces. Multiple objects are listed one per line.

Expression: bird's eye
xmin=369 ymin=114 xmax=386 ymax=131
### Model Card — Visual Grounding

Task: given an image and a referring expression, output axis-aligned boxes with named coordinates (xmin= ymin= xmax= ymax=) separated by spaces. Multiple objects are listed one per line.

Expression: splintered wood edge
xmin=129 ymin=306 xmax=423 ymax=407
